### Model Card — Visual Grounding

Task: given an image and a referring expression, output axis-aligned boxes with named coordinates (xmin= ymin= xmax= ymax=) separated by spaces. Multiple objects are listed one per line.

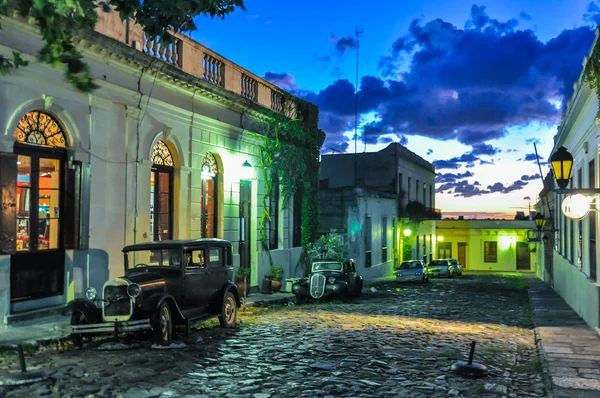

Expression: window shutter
xmin=79 ymin=162 xmax=91 ymax=250
xmin=0 ymin=153 xmax=17 ymax=254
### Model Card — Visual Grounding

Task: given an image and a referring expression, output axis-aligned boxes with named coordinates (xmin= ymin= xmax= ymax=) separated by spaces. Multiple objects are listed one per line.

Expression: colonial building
xmin=0 ymin=11 xmax=319 ymax=324
xmin=319 ymin=143 xmax=439 ymax=281
xmin=436 ymin=219 xmax=538 ymax=272
xmin=536 ymin=28 xmax=600 ymax=330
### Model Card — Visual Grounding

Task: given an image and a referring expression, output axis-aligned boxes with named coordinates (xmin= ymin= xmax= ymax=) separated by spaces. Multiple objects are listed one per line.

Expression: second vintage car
xmin=69 ymin=239 xmax=241 ymax=346
xmin=292 ymin=258 xmax=363 ymax=304
xmin=428 ymin=259 xmax=455 ymax=278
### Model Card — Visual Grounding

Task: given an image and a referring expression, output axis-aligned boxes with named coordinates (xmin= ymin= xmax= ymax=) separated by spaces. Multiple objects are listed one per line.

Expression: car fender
xmin=67 ymin=298 xmax=102 ymax=323
xmin=148 ymin=293 xmax=186 ymax=324
xmin=213 ymin=282 xmax=241 ymax=311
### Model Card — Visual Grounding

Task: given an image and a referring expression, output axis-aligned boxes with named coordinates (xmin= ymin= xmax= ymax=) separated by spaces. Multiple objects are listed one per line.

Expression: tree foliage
xmin=0 ymin=0 xmax=245 ymax=91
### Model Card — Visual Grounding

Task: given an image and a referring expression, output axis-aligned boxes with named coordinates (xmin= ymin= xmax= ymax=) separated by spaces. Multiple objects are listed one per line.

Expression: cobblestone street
xmin=0 ymin=274 xmax=545 ymax=398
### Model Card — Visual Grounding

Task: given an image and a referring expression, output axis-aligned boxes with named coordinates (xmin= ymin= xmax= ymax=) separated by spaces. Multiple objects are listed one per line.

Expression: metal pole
xmin=468 ymin=341 xmax=476 ymax=365
xmin=18 ymin=344 xmax=27 ymax=373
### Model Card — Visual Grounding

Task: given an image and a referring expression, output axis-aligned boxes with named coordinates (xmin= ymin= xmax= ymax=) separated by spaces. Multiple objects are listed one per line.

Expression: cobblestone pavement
xmin=0 ymin=273 xmax=545 ymax=398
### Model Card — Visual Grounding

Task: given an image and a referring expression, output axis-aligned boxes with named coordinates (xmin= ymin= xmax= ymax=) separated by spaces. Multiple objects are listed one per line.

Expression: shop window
xmin=484 ymin=241 xmax=497 ymax=263
xmin=151 ymin=141 xmax=174 ymax=241
xmin=200 ymin=152 xmax=219 ymax=238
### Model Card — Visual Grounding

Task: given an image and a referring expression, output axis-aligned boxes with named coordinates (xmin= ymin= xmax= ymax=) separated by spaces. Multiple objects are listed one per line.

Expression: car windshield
xmin=125 ymin=249 xmax=182 ymax=270
xmin=312 ymin=261 xmax=343 ymax=272
xmin=430 ymin=260 xmax=448 ymax=266
xmin=401 ymin=261 xmax=422 ymax=269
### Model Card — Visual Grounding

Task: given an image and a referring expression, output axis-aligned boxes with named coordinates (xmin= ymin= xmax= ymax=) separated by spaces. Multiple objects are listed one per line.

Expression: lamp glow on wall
xmin=403 ymin=229 xmax=412 ymax=237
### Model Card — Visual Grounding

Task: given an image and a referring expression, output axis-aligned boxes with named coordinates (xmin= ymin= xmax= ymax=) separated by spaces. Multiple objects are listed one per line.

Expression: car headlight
xmin=448 ymin=266 xmax=453 ymax=270
xmin=415 ymin=272 xmax=421 ymax=275
xmin=85 ymin=287 xmax=97 ymax=300
xmin=397 ymin=273 xmax=403 ymax=277
xmin=127 ymin=283 xmax=141 ymax=298
xmin=327 ymin=277 xmax=336 ymax=284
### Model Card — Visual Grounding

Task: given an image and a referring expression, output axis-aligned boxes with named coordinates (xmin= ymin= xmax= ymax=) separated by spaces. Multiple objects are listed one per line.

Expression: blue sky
xmin=192 ymin=0 xmax=600 ymax=219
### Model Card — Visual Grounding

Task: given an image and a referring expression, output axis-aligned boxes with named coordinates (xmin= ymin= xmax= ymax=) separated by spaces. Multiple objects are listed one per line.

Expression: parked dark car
xmin=292 ymin=258 xmax=363 ymax=304
xmin=69 ymin=239 xmax=241 ymax=346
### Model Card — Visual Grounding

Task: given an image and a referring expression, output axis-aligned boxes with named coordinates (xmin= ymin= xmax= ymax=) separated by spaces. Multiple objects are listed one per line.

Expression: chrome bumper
xmin=396 ymin=275 xmax=423 ymax=282
xmin=72 ymin=319 xmax=151 ymax=334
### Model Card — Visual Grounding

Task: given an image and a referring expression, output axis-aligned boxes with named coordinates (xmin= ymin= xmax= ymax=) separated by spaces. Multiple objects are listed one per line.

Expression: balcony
xmin=92 ymin=11 xmax=312 ymax=120
xmin=398 ymin=201 xmax=442 ymax=220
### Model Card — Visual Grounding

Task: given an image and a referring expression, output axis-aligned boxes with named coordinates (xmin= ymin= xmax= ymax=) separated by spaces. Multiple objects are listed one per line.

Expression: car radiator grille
xmin=310 ymin=273 xmax=326 ymax=299
xmin=103 ymin=285 xmax=131 ymax=317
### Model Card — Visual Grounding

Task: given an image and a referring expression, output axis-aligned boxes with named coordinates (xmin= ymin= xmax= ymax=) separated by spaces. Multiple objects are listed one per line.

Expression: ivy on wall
xmin=584 ymin=39 xmax=600 ymax=117
xmin=255 ymin=98 xmax=325 ymax=268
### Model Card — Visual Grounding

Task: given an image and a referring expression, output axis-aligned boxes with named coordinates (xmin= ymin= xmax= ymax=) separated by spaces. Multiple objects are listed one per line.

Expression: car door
xmin=183 ymin=248 xmax=211 ymax=308
xmin=206 ymin=246 xmax=227 ymax=302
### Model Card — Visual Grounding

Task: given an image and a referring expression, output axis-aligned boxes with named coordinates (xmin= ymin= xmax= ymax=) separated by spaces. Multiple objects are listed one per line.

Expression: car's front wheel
xmin=153 ymin=301 xmax=172 ymax=345
xmin=218 ymin=291 xmax=237 ymax=328
xmin=71 ymin=311 xmax=89 ymax=348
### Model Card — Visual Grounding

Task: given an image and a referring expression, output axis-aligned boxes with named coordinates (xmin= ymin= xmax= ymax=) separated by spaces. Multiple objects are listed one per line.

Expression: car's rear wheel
xmin=218 ymin=291 xmax=237 ymax=328
xmin=153 ymin=302 xmax=172 ymax=345
xmin=71 ymin=311 xmax=89 ymax=348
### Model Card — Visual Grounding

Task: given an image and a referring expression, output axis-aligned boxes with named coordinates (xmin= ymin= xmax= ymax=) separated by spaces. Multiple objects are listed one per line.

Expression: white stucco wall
xmin=0 ymin=16 xmax=306 ymax=320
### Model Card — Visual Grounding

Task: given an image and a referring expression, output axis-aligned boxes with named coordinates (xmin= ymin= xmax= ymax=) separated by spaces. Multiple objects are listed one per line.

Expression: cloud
xmin=247 ymin=14 xmax=260 ymax=19
xmin=329 ymin=34 xmax=358 ymax=55
xmin=585 ymin=1 xmax=600 ymax=26
xmin=521 ymin=173 xmax=540 ymax=181
xmin=433 ymin=151 xmax=482 ymax=170
xmin=301 ymin=6 xmax=595 ymax=153
xmin=525 ymin=137 xmax=541 ymax=144
xmin=264 ymin=72 xmax=299 ymax=91
xmin=521 ymin=153 xmax=543 ymax=162
xmin=436 ymin=171 xmax=474 ymax=183
xmin=519 ymin=10 xmax=532 ymax=21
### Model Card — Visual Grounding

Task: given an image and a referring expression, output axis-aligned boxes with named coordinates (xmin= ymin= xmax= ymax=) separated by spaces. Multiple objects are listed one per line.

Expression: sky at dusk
xmin=192 ymin=0 xmax=600 ymax=219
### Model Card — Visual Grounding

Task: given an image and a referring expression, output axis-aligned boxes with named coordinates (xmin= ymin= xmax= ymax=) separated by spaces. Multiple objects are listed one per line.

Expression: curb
xmin=527 ymin=285 xmax=555 ymax=398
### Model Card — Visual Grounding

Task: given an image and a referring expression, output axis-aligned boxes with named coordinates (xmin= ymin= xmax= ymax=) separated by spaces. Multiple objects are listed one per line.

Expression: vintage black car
xmin=292 ymin=258 xmax=363 ymax=304
xmin=69 ymin=239 xmax=241 ymax=346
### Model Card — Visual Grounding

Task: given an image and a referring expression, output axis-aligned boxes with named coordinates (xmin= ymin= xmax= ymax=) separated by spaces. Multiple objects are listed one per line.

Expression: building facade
xmin=0 ymin=11 xmax=318 ymax=324
xmin=537 ymin=28 xmax=600 ymax=329
xmin=320 ymin=143 xmax=439 ymax=281
xmin=436 ymin=220 xmax=538 ymax=272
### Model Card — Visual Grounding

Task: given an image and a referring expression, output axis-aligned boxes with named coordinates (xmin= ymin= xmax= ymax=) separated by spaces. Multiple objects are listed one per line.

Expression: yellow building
xmin=435 ymin=219 xmax=538 ymax=272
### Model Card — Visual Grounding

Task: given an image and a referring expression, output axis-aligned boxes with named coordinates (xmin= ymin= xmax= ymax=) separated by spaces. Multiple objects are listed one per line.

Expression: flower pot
xmin=271 ymin=278 xmax=282 ymax=293
xmin=236 ymin=280 xmax=251 ymax=297
xmin=262 ymin=276 xmax=273 ymax=294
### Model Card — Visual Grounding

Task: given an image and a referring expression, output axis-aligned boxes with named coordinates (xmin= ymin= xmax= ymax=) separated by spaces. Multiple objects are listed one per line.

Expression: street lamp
xmin=550 ymin=146 xmax=573 ymax=189
xmin=534 ymin=213 xmax=547 ymax=231
xmin=542 ymin=235 xmax=549 ymax=245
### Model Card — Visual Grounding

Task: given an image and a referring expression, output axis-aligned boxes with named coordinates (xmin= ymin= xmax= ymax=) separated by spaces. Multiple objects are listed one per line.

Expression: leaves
xmin=2 ymin=0 xmax=245 ymax=91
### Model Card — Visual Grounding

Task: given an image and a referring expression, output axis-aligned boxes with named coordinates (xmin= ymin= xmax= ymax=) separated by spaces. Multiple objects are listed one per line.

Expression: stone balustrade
xmin=93 ymin=10 xmax=310 ymax=118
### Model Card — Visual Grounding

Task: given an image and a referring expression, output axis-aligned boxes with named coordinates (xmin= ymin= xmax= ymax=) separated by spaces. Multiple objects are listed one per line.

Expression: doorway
xmin=458 ymin=243 xmax=467 ymax=270
xmin=516 ymin=242 xmax=531 ymax=270
xmin=239 ymin=181 xmax=252 ymax=269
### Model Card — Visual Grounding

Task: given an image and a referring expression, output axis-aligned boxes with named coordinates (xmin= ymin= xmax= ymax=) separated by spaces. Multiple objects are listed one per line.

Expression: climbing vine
xmin=583 ymin=39 xmax=600 ymax=118
xmin=255 ymin=97 xmax=325 ymax=268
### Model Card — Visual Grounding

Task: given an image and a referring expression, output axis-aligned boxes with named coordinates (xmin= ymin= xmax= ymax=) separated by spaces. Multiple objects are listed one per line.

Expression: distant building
xmin=319 ymin=143 xmax=439 ymax=282
xmin=436 ymin=219 xmax=538 ymax=272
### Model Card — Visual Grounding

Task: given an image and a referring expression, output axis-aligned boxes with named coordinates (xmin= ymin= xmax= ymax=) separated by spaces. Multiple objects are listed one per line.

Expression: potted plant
xmin=268 ymin=265 xmax=284 ymax=293
xmin=234 ymin=267 xmax=251 ymax=297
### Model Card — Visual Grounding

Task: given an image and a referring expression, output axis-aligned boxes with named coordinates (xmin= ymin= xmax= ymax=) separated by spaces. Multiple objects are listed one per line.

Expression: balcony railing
xmin=92 ymin=11 xmax=314 ymax=120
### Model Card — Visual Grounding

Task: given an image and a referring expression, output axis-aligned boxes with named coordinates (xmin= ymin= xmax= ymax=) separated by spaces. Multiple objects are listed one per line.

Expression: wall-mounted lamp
xmin=240 ymin=160 xmax=255 ymax=181
xmin=550 ymin=146 xmax=600 ymax=220
xmin=437 ymin=235 xmax=444 ymax=242
xmin=534 ymin=213 xmax=547 ymax=231
xmin=403 ymin=229 xmax=412 ymax=237
xmin=542 ymin=235 xmax=549 ymax=245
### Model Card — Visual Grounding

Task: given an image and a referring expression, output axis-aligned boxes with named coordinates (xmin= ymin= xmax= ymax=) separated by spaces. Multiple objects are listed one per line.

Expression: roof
xmin=123 ymin=238 xmax=231 ymax=252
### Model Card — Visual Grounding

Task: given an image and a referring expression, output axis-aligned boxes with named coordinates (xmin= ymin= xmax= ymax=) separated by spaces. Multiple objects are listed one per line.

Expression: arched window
xmin=151 ymin=141 xmax=174 ymax=241
xmin=200 ymin=152 xmax=219 ymax=238
xmin=13 ymin=111 xmax=67 ymax=253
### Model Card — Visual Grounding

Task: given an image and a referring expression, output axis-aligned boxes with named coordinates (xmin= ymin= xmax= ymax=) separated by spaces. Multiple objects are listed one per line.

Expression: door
xmin=239 ymin=181 xmax=251 ymax=270
xmin=183 ymin=248 xmax=211 ymax=308
xmin=11 ymin=148 xmax=65 ymax=303
xmin=516 ymin=242 xmax=531 ymax=270
xmin=458 ymin=243 xmax=467 ymax=270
